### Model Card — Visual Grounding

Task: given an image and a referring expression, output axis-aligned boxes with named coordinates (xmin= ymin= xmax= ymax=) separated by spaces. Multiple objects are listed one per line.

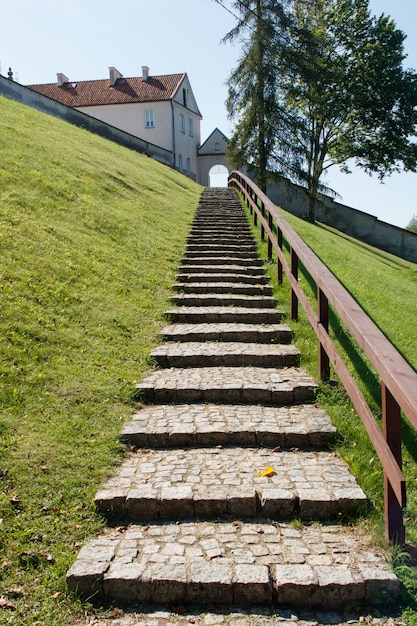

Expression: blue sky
xmin=1 ymin=0 xmax=417 ymax=228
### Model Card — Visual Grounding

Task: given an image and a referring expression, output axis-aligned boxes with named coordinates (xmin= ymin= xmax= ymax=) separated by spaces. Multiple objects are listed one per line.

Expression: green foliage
xmin=0 ymin=95 xmax=201 ymax=624
xmin=224 ymin=0 xmax=291 ymax=192
xmin=224 ymin=0 xmax=417 ymax=220
xmin=406 ymin=214 xmax=417 ymax=233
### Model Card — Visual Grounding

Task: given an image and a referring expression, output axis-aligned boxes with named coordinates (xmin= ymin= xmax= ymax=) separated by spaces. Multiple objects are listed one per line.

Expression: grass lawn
xmin=0 ymin=95 xmax=202 ymax=624
xmin=2 ymin=91 xmax=417 ymax=624
xmin=246 ymin=201 xmax=417 ymax=623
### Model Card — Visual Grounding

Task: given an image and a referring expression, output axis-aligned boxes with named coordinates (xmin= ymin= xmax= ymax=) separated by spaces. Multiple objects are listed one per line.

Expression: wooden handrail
xmin=229 ymin=170 xmax=417 ymax=544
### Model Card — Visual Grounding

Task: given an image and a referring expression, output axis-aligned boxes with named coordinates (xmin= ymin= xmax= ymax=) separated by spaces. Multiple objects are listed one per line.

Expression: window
xmin=188 ymin=118 xmax=193 ymax=137
xmin=183 ymin=88 xmax=187 ymax=107
xmin=180 ymin=114 xmax=185 ymax=133
xmin=215 ymin=142 xmax=221 ymax=152
xmin=178 ymin=154 xmax=183 ymax=172
xmin=145 ymin=110 xmax=154 ymax=128
xmin=186 ymin=158 xmax=191 ymax=176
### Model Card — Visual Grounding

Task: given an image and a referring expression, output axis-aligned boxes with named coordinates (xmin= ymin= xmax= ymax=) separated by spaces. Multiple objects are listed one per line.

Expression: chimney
xmin=109 ymin=66 xmax=123 ymax=86
xmin=142 ymin=66 xmax=149 ymax=82
xmin=57 ymin=73 xmax=69 ymax=87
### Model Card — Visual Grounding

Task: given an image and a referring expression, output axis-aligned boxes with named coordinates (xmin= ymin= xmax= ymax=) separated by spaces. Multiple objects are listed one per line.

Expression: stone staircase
xmin=67 ymin=188 xmax=399 ymax=612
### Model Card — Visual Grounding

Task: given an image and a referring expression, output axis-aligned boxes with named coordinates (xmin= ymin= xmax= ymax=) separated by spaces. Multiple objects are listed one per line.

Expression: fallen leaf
xmin=257 ymin=466 xmax=276 ymax=477
xmin=8 ymin=587 xmax=24 ymax=597
xmin=0 ymin=597 xmax=16 ymax=610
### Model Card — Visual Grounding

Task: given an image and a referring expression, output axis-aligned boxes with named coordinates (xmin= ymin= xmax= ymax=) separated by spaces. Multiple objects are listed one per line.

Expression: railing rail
xmin=229 ymin=170 xmax=417 ymax=544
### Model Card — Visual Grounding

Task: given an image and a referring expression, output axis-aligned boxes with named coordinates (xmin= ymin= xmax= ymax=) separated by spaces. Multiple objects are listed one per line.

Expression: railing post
xmin=253 ymin=192 xmax=258 ymax=227
xmin=268 ymin=212 xmax=273 ymax=260
xmin=382 ymin=384 xmax=405 ymax=544
xmin=260 ymin=201 xmax=265 ymax=241
xmin=318 ymin=289 xmax=330 ymax=381
xmin=277 ymin=228 xmax=283 ymax=284
xmin=290 ymin=248 xmax=298 ymax=321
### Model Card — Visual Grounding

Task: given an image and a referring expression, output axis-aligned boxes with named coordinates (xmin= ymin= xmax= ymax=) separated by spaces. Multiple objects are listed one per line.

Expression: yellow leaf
xmin=257 ymin=466 xmax=276 ymax=477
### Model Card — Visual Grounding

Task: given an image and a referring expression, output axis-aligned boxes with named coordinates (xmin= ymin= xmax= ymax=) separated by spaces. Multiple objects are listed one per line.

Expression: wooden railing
xmin=229 ymin=170 xmax=417 ymax=544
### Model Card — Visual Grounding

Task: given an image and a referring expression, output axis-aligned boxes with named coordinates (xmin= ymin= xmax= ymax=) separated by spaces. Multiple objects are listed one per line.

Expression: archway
xmin=208 ymin=164 xmax=229 ymax=188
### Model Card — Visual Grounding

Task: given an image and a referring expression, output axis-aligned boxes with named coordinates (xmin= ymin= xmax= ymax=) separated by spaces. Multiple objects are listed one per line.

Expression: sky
xmin=1 ymin=0 xmax=417 ymax=229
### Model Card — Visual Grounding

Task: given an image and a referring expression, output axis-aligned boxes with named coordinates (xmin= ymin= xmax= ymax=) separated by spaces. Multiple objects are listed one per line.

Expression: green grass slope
xmin=250 ymin=206 xmax=417 ymax=621
xmin=0 ymin=95 xmax=202 ymax=624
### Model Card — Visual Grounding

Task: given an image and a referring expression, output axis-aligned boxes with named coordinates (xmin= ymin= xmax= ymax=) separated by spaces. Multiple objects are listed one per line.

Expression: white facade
xmin=75 ymin=74 xmax=201 ymax=181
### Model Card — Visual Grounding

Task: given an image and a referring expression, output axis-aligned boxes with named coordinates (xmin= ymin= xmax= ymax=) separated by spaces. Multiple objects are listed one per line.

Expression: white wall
xmin=75 ymin=101 xmax=173 ymax=152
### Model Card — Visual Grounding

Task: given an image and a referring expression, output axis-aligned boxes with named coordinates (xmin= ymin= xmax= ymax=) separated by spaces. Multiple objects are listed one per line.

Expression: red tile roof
xmin=28 ymin=73 xmax=186 ymax=107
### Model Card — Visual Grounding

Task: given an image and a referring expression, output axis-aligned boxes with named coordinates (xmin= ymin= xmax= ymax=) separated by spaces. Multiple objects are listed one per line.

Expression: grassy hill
xmin=1 ymin=93 xmax=417 ymax=624
xmin=249 ymin=203 xmax=417 ymax=623
xmin=0 ymin=95 xmax=202 ymax=624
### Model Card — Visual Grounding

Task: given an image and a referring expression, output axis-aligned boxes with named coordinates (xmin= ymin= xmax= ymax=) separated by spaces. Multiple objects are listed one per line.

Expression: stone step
xmin=173 ymin=282 xmax=273 ymax=296
xmin=165 ymin=306 xmax=284 ymax=324
xmin=179 ymin=264 xmax=266 ymax=276
xmin=185 ymin=243 xmax=257 ymax=258
xmin=181 ymin=257 xmax=264 ymax=267
xmin=150 ymin=342 xmax=300 ymax=369
xmin=189 ymin=227 xmax=252 ymax=235
xmin=66 ymin=520 xmax=399 ymax=608
xmin=170 ymin=294 xmax=278 ymax=308
xmin=135 ymin=366 xmax=317 ymax=405
xmin=188 ymin=231 xmax=254 ymax=239
xmin=160 ymin=322 xmax=292 ymax=344
xmin=120 ymin=403 xmax=337 ymax=449
xmin=94 ymin=447 xmax=366 ymax=522
xmin=176 ymin=272 xmax=270 ymax=285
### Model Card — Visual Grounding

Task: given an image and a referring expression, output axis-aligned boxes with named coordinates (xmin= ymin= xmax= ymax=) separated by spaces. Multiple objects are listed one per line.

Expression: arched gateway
xmin=197 ymin=128 xmax=232 ymax=186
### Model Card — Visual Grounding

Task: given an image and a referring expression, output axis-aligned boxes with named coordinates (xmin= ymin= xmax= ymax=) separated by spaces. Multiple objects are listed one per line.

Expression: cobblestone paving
xmin=74 ymin=610 xmax=403 ymax=626
xmin=95 ymin=448 xmax=366 ymax=520
xmin=136 ymin=366 xmax=317 ymax=405
xmin=170 ymin=294 xmax=278 ymax=309
xmin=67 ymin=521 xmax=398 ymax=607
xmin=150 ymin=342 xmax=300 ymax=368
xmin=120 ymin=403 xmax=336 ymax=449
xmin=176 ymin=273 xmax=270 ymax=284
xmin=160 ymin=323 xmax=292 ymax=344
xmin=173 ymin=283 xmax=273 ymax=296
xmin=67 ymin=188 xmax=399 ymax=614
xmin=178 ymin=266 xmax=267 ymax=276
xmin=165 ymin=307 xmax=284 ymax=324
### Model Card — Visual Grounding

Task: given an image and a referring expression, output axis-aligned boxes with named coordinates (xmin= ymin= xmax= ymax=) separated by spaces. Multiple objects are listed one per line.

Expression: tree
xmin=406 ymin=214 xmax=417 ymax=233
xmin=223 ymin=0 xmax=291 ymax=192
xmin=278 ymin=0 xmax=417 ymax=220
xmin=223 ymin=0 xmax=417 ymax=220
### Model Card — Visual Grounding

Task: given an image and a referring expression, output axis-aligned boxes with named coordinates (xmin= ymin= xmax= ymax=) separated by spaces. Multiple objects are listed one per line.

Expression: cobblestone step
xmin=165 ymin=306 xmax=284 ymax=324
xmin=94 ymin=448 xmax=366 ymax=522
xmin=185 ymin=250 xmax=260 ymax=259
xmin=67 ymin=188 xmax=399 ymax=613
xmin=170 ymin=294 xmax=278 ymax=308
xmin=173 ymin=282 xmax=273 ymax=296
xmin=177 ymin=272 xmax=269 ymax=284
xmin=66 ymin=520 xmax=399 ymax=608
xmin=181 ymin=257 xmax=264 ymax=267
xmin=188 ymin=233 xmax=254 ymax=242
xmin=179 ymin=264 xmax=267 ymax=276
xmin=120 ymin=403 xmax=337 ymax=449
xmin=160 ymin=323 xmax=292 ymax=344
xmin=150 ymin=342 xmax=300 ymax=368
xmin=135 ymin=366 xmax=317 ymax=405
